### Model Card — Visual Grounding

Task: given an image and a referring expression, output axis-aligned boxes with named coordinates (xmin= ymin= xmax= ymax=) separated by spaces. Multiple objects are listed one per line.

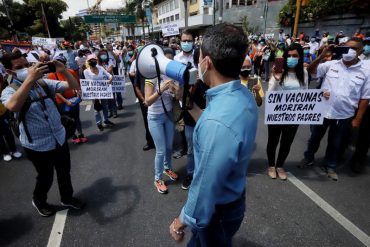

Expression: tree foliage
xmin=0 ymin=0 xmax=72 ymax=40
xmin=60 ymin=17 xmax=91 ymax=41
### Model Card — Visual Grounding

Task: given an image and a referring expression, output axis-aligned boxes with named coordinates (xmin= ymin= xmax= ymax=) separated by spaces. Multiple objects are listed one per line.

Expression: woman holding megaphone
xmin=144 ymin=49 xmax=182 ymax=194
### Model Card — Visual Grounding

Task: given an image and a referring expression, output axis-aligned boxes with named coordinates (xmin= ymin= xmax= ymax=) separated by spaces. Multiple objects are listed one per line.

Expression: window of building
xmin=247 ymin=0 xmax=256 ymax=5
xmin=175 ymin=0 xmax=179 ymax=8
xmin=171 ymin=15 xmax=174 ymax=21
xmin=232 ymin=0 xmax=237 ymax=7
xmin=170 ymin=0 xmax=174 ymax=10
xmin=204 ymin=8 xmax=209 ymax=14
xmin=225 ymin=2 xmax=229 ymax=9
xmin=166 ymin=17 xmax=170 ymax=22
xmin=190 ymin=0 xmax=197 ymax=5
xmin=166 ymin=3 xmax=169 ymax=12
xmin=239 ymin=0 xmax=245 ymax=5
xmin=175 ymin=13 xmax=179 ymax=20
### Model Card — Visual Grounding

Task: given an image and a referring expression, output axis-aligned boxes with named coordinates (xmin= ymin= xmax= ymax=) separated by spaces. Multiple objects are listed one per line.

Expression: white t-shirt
xmin=146 ymin=77 xmax=173 ymax=115
xmin=129 ymin=59 xmax=137 ymax=74
xmin=75 ymin=56 xmax=86 ymax=69
xmin=174 ymin=51 xmax=195 ymax=67
xmin=83 ymin=65 xmax=112 ymax=80
xmin=268 ymin=69 xmax=309 ymax=91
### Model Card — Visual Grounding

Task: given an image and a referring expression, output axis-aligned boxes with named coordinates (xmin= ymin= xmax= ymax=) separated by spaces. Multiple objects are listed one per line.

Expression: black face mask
xmin=240 ymin=69 xmax=252 ymax=78
xmin=89 ymin=60 xmax=97 ymax=67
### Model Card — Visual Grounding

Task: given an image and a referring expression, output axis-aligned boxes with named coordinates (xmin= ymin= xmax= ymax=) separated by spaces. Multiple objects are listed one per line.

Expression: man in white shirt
xmin=309 ymin=37 xmax=319 ymax=57
xmin=301 ymin=38 xmax=370 ymax=180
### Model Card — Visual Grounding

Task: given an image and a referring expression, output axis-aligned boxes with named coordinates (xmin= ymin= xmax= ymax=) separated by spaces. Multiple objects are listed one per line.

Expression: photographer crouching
xmin=1 ymin=52 xmax=85 ymax=217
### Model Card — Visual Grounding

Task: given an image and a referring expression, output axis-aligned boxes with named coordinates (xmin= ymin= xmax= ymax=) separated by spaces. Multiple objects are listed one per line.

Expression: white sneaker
xmin=11 ymin=151 xmax=22 ymax=159
xmin=3 ymin=154 xmax=12 ymax=162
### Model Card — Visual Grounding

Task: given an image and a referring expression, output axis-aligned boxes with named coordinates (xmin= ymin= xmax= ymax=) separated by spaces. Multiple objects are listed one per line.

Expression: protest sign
xmin=32 ymin=37 xmax=57 ymax=47
xmin=80 ymin=80 xmax=114 ymax=99
xmin=264 ymin=89 xmax=326 ymax=125
xmin=162 ymin=24 xmax=180 ymax=37
xmin=112 ymin=75 xmax=125 ymax=93
xmin=265 ymin=33 xmax=275 ymax=40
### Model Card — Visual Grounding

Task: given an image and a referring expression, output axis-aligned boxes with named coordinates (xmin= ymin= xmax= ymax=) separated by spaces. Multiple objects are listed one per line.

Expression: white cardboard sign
xmin=80 ymin=80 xmax=114 ymax=99
xmin=32 ymin=37 xmax=57 ymax=47
xmin=264 ymin=89 xmax=326 ymax=125
xmin=112 ymin=75 xmax=125 ymax=93
xmin=162 ymin=24 xmax=180 ymax=37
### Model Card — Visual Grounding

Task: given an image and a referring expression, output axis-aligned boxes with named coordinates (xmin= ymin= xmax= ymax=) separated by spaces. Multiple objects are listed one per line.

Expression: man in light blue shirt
xmin=169 ymin=23 xmax=258 ymax=246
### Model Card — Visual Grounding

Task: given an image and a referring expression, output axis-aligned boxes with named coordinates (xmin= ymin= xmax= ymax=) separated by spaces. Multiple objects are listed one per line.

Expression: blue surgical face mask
xmin=364 ymin=45 xmax=370 ymax=55
xmin=287 ymin=57 xmax=299 ymax=68
xmin=304 ymin=49 xmax=309 ymax=55
xmin=100 ymin=54 xmax=108 ymax=61
xmin=181 ymin=41 xmax=193 ymax=53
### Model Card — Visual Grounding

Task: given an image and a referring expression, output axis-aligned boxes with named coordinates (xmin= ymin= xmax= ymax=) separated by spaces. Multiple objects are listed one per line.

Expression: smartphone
xmin=44 ymin=62 xmax=56 ymax=74
xmin=274 ymin=57 xmax=284 ymax=73
xmin=332 ymin=46 xmax=350 ymax=60
xmin=248 ymin=77 xmax=258 ymax=91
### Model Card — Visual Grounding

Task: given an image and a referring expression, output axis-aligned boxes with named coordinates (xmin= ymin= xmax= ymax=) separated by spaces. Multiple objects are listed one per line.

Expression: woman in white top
xmin=266 ymin=43 xmax=309 ymax=180
xmin=144 ymin=50 xmax=181 ymax=194
xmin=83 ymin=54 xmax=115 ymax=131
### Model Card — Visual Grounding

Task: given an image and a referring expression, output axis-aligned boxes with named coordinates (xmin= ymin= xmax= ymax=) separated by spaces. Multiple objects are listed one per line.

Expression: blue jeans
xmin=95 ymin=99 xmax=109 ymax=125
xmin=304 ymin=117 xmax=352 ymax=169
xmin=185 ymin=125 xmax=195 ymax=176
xmin=115 ymin=92 xmax=123 ymax=107
xmin=148 ymin=112 xmax=175 ymax=180
xmin=187 ymin=196 xmax=245 ymax=247
xmin=108 ymin=97 xmax=117 ymax=115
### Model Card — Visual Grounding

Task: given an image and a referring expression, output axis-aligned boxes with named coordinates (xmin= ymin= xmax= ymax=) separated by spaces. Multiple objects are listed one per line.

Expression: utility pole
xmin=2 ymin=0 xmax=18 ymax=41
xmin=293 ymin=0 xmax=302 ymax=38
xmin=219 ymin=0 xmax=223 ymax=23
xmin=183 ymin=0 xmax=188 ymax=28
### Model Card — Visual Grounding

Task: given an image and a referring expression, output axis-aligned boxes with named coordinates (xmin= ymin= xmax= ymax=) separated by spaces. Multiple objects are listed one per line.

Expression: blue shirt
xmin=66 ymin=50 xmax=79 ymax=70
xmin=180 ymin=80 xmax=258 ymax=229
xmin=1 ymin=79 xmax=66 ymax=152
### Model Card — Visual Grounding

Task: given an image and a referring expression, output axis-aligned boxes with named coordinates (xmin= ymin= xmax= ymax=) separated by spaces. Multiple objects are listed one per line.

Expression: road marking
xmin=47 ymin=209 xmax=68 ymax=247
xmin=85 ymin=104 xmax=92 ymax=111
xmin=125 ymin=82 xmax=132 ymax=86
xmin=287 ymin=172 xmax=370 ymax=247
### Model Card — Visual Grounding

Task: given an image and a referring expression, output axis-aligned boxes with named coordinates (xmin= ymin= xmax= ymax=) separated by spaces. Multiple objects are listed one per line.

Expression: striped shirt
xmin=1 ymin=79 xmax=66 ymax=152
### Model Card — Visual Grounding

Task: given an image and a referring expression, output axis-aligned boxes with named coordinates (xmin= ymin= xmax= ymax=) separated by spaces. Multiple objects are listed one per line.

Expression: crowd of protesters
xmin=0 ymin=24 xmax=369 ymax=246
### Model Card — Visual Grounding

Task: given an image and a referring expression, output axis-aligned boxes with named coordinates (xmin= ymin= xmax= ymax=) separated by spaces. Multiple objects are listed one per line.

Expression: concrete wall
xmin=295 ymin=14 xmax=370 ymax=37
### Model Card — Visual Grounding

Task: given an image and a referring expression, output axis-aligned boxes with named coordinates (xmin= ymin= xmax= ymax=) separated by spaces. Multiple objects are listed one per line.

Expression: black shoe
xmin=61 ymin=197 xmax=85 ymax=210
xmin=143 ymin=143 xmax=155 ymax=151
xmin=350 ymin=159 xmax=365 ymax=174
xmin=103 ymin=120 xmax=115 ymax=127
xmin=97 ymin=124 xmax=104 ymax=131
xmin=173 ymin=149 xmax=187 ymax=159
xmin=113 ymin=113 xmax=118 ymax=118
xmin=181 ymin=175 xmax=193 ymax=190
xmin=32 ymin=200 xmax=56 ymax=217
xmin=108 ymin=113 xmax=113 ymax=118
xmin=118 ymin=105 xmax=123 ymax=110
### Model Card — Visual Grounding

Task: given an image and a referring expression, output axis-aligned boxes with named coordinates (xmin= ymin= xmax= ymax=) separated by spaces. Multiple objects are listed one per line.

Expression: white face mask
xmin=198 ymin=58 xmax=207 ymax=83
xmin=342 ymin=48 xmax=357 ymax=62
xmin=16 ymin=68 xmax=28 ymax=82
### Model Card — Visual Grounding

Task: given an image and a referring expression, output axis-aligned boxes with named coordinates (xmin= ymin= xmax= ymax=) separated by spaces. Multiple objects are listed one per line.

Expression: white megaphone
xmin=136 ymin=43 xmax=197 ymax=86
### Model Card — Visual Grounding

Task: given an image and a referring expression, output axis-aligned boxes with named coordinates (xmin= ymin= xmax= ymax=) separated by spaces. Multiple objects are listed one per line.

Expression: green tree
xmin=24 ymin=0 xmax=68 ymax=38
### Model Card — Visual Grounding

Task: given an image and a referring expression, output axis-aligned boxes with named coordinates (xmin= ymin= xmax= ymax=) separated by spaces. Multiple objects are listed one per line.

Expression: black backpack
xmin=9 ymin=79 xmax=76 ymax=143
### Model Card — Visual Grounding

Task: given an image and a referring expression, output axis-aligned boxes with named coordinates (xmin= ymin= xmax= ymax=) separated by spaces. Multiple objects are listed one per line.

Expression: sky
xmin=62 ymin=0 xmax=125 ymax=19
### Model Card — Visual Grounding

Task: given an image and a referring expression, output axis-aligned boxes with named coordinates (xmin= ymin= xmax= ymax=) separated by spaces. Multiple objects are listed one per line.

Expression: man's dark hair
xmin=200 ymin=23 xmax=248 ymax=78
xmin=181 ymin=29 xmax=194 ymax=41
xmin=348 ymin=37 xmax=364 ymax=46
xmin=1 ymin=51 xmax=23 ymax=70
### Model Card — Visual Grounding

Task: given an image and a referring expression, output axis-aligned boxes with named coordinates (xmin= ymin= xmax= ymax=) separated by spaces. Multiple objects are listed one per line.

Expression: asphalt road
xmin=0 ymin=82 xmax=369 ymax=247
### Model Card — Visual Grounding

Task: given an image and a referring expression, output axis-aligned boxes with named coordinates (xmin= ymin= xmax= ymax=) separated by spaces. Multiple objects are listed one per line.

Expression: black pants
xmin=353 ymin=106 xmax=370 ymax=163
xmin=139 ymin=101 xmax=154 ymax=146
xmin=24 ymin=142 xmax=74 ymax=204
xmin=304 ymin=118 xmax=352 ymax=169
xmin=0 ymin=117 xmax=16 ymax=154
xmin=267 ymin=124 xmax=299 ymax=167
